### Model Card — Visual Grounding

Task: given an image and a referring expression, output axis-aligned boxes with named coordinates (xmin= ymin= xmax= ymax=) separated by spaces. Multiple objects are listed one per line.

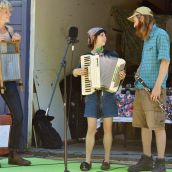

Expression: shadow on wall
xmin=60 ymin=75 xmax=87 ymax=140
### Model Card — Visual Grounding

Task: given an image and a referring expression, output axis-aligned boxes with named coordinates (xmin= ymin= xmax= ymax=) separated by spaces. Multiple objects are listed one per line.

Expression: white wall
xmin=30 ymin=0 xmax=139 ymax=141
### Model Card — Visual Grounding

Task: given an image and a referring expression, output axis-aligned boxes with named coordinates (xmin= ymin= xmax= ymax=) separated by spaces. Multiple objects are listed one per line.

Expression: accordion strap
xmin=96 ymin=90 xmax=102 ymax=117
xmin=5 ymin=25 xmax=13 ymax=39
xmin=0 ymin=63 xmax=5 ymax=94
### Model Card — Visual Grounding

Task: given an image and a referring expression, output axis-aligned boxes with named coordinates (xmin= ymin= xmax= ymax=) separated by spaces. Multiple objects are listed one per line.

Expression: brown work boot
xmin=128 ymin=154 xmax=153 ymax=172
xmin=152 ymin=158 xmax=166 ymax=172
xmin=8 ymin=151 xmax=31 ymax=166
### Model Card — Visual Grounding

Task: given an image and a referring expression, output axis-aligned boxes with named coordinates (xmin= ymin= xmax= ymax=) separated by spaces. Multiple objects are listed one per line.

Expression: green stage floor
xmin=0 ymin=158 xmax=172 ymax=172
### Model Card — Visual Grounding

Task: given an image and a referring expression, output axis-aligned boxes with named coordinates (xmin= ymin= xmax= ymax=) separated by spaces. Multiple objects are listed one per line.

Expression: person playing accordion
xmin=73 ymin=27 xmax=126 ymax=171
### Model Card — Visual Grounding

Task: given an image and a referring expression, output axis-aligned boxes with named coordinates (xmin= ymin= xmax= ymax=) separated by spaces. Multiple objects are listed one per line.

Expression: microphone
xmin=68 ymin=26 xmax=79 ymax=44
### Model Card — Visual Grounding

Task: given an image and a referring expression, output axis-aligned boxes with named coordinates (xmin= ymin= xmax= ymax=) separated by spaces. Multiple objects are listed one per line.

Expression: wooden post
xmin=0 ymin=114 xmax=12 ymax=156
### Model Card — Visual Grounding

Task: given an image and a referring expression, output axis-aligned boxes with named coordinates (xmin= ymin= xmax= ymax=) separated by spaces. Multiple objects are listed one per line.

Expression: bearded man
xmin=127 ymin=7 xmax=170 ymax=172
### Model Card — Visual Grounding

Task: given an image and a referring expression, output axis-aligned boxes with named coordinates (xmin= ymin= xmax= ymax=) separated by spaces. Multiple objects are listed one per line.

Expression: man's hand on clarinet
xmin=151 ymin=84 xmax=161 ymax=102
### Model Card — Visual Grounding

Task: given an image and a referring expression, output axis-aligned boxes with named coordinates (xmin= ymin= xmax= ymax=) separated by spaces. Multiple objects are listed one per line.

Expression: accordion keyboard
xmin=81 ymin=55 xmax=97 ymax=95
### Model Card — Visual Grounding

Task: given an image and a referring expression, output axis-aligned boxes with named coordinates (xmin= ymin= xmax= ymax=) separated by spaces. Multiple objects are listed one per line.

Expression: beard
xmin=135 ymin=20 xmax=150 ymax=40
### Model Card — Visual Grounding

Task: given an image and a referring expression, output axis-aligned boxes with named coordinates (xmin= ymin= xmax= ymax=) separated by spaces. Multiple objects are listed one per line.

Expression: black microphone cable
xmin=65 ymin=26 xmax=79 ymax=122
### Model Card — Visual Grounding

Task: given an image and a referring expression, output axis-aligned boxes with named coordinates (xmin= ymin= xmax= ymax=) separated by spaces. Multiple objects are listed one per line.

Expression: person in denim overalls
xmin=73 ymin=27 xmax=126 ymax=171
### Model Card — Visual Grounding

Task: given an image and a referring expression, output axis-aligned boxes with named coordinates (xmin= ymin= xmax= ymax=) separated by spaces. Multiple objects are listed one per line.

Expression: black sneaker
xmin=80 ymin=162 xmax=92 ymax=171
xmin=0 ymin=163 xmax=1 ymax=168
xmin=152 ymin=158 xmax=166 ymax=172
xmin=128 ymin=154 xmax=153 ymax=172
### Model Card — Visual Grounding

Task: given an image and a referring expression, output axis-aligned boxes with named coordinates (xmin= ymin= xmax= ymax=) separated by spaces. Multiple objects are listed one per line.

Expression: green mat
xmin=0 ymin=158 xmax=171 ymax=172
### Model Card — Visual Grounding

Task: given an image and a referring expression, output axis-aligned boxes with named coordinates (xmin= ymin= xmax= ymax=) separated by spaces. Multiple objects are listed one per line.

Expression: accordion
xmin=81 ymin=54 xmax=126 ymax=95
xmin=0 ymin=41 xmax=22 ymax=93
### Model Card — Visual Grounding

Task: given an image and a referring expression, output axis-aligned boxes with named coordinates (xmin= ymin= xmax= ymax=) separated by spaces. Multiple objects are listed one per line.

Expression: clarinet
xmin=135 ymin=75 xmax=172 ymax=121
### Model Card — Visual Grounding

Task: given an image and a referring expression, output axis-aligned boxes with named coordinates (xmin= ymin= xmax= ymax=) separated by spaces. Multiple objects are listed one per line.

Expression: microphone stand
xmin=63 ymin=42 xmax=70 ymax=172
xmin=45 ymin=39 xmax=76 ymax=172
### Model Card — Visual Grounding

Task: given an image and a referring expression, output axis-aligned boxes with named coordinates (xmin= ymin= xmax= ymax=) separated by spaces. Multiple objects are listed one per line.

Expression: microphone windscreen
xmin=68 ymin=26 xmax=78 ymax=39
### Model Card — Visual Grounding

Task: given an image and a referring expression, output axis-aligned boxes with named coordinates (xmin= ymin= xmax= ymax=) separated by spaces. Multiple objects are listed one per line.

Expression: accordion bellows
xmin=0 ymin=42 xmax=22 ymax=93
xmin=81 ymin=54 xmax=126 ymax=95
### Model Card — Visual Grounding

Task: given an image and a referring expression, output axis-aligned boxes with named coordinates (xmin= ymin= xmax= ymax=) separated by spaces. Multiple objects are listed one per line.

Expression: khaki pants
xmin=132 ymin=89 xmax=166 ymax=130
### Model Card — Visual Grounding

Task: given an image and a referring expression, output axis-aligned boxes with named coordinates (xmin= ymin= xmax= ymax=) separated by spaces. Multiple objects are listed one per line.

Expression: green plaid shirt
xmin=135 ymin=24 xmax=170 ymax=89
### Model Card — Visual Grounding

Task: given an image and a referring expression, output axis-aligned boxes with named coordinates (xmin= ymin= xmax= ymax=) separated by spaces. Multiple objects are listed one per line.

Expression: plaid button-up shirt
xmin=135 ymin=24 xmax=170 ymax=89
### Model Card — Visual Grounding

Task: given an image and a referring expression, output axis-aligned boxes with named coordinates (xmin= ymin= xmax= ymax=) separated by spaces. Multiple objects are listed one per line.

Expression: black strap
xmin=136 ymin=77 xmax=152 ymax=92
xmin=96 ymin=90 xmax=102 ymax=118
xmin=5 ymin=25 xmax=13 ymax=39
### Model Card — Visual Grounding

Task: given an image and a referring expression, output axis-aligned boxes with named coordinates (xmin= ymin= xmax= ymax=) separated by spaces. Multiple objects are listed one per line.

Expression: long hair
xmin=135 ymin=15 xmax=155 ymax=40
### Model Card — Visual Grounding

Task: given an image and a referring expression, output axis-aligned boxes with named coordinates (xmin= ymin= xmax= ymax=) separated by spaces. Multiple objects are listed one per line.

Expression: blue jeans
xmin=84 ymin=90 xmax=118 ymax=118
xmin=1 ymin=81 xmax=23 ymax=149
